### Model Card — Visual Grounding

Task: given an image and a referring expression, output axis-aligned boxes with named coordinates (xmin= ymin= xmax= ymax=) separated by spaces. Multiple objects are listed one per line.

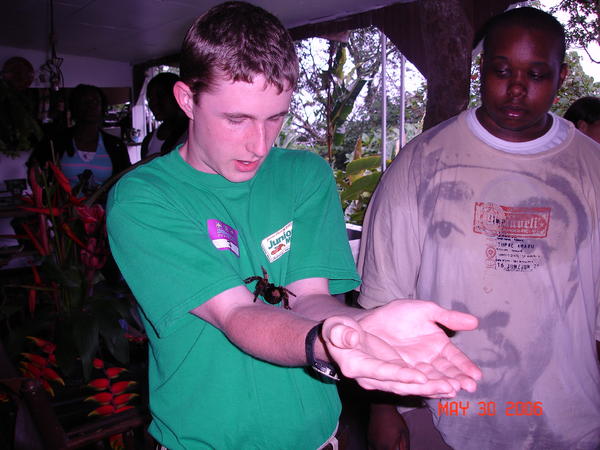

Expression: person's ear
xmin=557 ymin=63 xmax=568 ymax=90
xmin=173 ymin=81 xmax=195 ymax=120
xmin=577 ymin=120 xmax=589 ymax=133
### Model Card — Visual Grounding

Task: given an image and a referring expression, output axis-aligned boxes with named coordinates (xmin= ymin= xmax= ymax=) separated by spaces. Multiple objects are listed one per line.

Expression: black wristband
xmin=305 ymin=322 xmax=340 ymax=381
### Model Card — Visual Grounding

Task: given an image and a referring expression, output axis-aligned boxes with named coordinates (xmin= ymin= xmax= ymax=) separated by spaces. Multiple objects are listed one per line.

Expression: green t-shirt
xmin=107 ymin=147 xmax=360 ymax=449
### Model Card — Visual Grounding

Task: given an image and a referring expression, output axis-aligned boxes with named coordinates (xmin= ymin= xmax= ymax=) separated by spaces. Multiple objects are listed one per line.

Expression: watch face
xmin=313 ymin=360 xmax=340 ymax=381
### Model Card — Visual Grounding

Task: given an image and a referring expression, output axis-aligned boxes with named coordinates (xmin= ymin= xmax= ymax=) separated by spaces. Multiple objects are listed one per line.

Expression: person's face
xmin=72 ymin=89 xmax=103 ymax=125
xmin=477 ymin=25 xmax=568 ymax=142
xmin=577 ymin=119 xmax=600 ymax=144
xmin=147 ymin=84 xmax=179 ymax=122
xmin=175 ymin=75 xmax=293 ymax=183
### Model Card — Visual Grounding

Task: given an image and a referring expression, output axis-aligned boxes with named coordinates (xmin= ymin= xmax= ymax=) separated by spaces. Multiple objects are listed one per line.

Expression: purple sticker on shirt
xmin=207 ymin=219 xmax=239 ymax=257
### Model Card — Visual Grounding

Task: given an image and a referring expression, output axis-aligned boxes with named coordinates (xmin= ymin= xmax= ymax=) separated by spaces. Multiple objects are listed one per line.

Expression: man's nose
xmin=247 ymin=123 xmax=269 ymax=156
xmin=507 ymin=72 xmax=527 ymax=98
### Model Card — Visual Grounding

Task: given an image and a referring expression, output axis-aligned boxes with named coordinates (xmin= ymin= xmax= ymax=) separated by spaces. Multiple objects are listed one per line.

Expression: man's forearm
xmin=291 ymin=292 xmax=365 ymax=322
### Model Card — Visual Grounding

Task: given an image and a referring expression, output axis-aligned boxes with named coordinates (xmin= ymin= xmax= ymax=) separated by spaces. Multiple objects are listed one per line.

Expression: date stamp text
xmin=438 ymin=401 xmax=543 ymax=416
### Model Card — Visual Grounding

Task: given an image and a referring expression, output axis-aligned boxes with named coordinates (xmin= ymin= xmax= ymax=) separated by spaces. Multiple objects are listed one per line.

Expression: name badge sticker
xmin=207 ymin=219 xmax=239 ymax=257
xmin=261 ymin=221 xmax=293 ymax=263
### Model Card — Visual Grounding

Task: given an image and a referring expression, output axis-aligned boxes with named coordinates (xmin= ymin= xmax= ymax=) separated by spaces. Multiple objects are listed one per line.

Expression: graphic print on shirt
xmin=207 ymin=219 xmax=239 ymax=257
xmin=261 ymin=221 xmax=293 ymax=263
xmin=473 ymin=202 xmax=550 ymax=272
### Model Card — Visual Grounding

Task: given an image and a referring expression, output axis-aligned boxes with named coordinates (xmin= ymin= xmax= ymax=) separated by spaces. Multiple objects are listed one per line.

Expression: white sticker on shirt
xmin=261 ymin=221 xmax=293 ymax=263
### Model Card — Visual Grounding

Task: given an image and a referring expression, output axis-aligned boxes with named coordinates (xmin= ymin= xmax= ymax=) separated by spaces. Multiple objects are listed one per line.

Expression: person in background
xmin=30 ymin=84 xmax=130 ymax=191
xmin=360 ymin=7 xmax=600 ymax=450
xmin=564 ymin=96 xmax=600 ymax=144
xmin=140 ymin=72 xmax=188 ymax=158
xmin=106 ymin=2 xmax=482 ymax=449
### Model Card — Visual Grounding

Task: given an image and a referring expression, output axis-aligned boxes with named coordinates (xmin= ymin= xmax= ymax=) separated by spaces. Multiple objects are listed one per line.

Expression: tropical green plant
xmin=336 ymin=155 xmax=384 ymax=224
xmin=0 ymin=79 xmax=43 ymax=157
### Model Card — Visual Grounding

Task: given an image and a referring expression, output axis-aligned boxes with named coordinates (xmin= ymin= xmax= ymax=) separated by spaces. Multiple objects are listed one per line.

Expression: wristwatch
xmin=305 ymin=322 xmax=340 ymax=381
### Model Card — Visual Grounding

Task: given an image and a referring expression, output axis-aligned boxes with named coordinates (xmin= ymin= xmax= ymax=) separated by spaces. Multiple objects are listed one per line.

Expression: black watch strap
xmin=305 ymin=322 xmax=340 ymax=381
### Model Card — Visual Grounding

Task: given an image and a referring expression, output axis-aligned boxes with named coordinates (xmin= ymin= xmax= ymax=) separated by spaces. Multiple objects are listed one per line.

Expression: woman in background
xmin=31 ymin=84 xmax=130 ymax=190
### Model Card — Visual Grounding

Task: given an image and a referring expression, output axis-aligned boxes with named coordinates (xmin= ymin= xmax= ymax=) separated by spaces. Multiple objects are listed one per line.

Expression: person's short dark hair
xmin=179 ymin=1 xmax=298 ymax=100
xmin=564 ymin=96 xmax=600 ymax=127
xmin=147 ymin=72 xmax=180 ymax=95
xmin=69 ymin=84 xmax=107 ymax=119
xmin=476 ymin=7 xmax=566 ymax=62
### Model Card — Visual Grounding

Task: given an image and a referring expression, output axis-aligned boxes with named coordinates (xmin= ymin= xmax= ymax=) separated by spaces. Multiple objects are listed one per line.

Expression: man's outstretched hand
xmin=321 ymin=300 xmax=482 ymax=397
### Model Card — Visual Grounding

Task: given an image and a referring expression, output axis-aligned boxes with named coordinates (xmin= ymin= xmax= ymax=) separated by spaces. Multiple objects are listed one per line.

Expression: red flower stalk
xmin=86 ymin=366 xmax=138 ymax=420
xmin=27 ymin=266 xmax=43 ymax=315
xmin=28 ymin=166 xmax=44 ymax=208
xmin=27 ymin=289 xmax=36 ymax=316
xmin=20 ymin=344 xmax=64 ymax=396
xmin=61 ymin=223 xmax=86 ymax=248
xmin=21 ymin=222 xmax=48 ymax=256
xmin=21 ymin=206 xmax=62 ymax=216
xmin=48 ymin=162 xmax=72 ymax=196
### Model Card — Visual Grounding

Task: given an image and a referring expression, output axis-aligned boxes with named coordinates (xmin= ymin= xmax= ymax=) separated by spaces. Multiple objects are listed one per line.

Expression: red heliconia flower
xmin=109 ymin=433 xmax=125 ymax=450
xmin=88 ymin=404 xmax=116 ymax=416
xmin=110 ymin=381 xmax=136 ymax=395
xmin=88 ymin=378 xmax=111 ymax=391
xmin=113 ymin=393 xmax=138 ymax=406
xmin=41 ymin=367 xmax=65 ymax=386
xmin=20 ymin=361 xmax=42 ymax=378
xmin=48 ymin=162 xmax=72 ymax=196
xmin=114 ymin=405 xmax=134 ymax=414
xmin=85 ymin=392 xmax=114 ymax=404
xmin=27 ymin=336 xmax=56 ymax=355
xmin=105 ymin=367 xmax=127 ymax=379
xmin=21 ymin=353 xmax=47 ymax=367
xmin=93 ymin=358 xmax=105 ymax=369
xmin=76 ymin=204 xmax=105 ymax=236
xmin=40 ymin=378 xmax=55 ymax=397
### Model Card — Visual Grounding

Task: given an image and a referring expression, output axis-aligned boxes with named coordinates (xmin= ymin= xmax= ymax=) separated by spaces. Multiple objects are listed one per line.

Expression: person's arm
xmin=192 ymin=277 xmax=482 ymax=398
xmin=368 ymin=403 xmax=410 ymax=450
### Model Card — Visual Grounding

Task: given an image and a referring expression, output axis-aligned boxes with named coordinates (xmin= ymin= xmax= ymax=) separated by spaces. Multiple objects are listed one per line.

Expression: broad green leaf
xmin=341 ymin=172 xmax=381 ymax=202
xmin=346 ymin=156 xmax=382 ymax=175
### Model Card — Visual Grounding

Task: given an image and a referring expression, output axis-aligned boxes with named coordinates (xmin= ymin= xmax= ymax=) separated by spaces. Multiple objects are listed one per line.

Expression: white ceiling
xmin=0 ymin=0 xmax=407 ymax=64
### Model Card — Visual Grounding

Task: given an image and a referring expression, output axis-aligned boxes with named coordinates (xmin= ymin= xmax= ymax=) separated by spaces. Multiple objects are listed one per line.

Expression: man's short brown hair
xmin=180 ymin=1 xmax=298 ymax=99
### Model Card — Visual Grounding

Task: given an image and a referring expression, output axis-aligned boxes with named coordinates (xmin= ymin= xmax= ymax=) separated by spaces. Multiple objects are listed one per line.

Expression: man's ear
xmin=577 ymin=120 xmax=589 ymax=133
xmin=173 ymin=81 xmax=195 ymax=120
xmin=558 ymin=63 xmax=569 ymax=90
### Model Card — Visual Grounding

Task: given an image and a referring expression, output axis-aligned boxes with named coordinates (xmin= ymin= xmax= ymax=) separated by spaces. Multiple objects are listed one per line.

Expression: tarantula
xmin=244 ymin=266 xmax=295 ymax=310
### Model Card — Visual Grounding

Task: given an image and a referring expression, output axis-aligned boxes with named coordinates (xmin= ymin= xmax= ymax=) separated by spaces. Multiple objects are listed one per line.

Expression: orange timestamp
xmin=437 ymin=401 xmax=543 ymax=417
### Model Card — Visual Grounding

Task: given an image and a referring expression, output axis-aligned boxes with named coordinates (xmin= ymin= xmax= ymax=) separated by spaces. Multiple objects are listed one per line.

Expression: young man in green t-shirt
xmin=107 ymin=2 xmax=482 ymax=448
